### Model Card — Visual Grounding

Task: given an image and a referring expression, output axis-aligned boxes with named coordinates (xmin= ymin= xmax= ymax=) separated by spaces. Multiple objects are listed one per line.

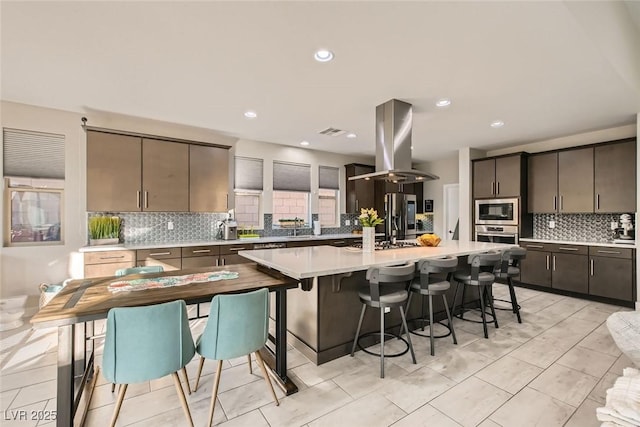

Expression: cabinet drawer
xmin=181 ymin=246 xmax=220 ymax=257
xmin=138 ymin=257 xmax=181 ymax=271
xmin=137 ymin=247 xmax=181 ymax=261
xmin=84 ymin=261 xmax=134 ymax=278
xmin=520 ymin=242 xmax=552 ymax=252
xmin=220 ymin=244 xmax=253 ymax=255
xmin=549 ymin=244 xmax=588 ymax=255
xmin=589 ymin=246 xmax=633 ymax=259
xmin=181 ymin=256 xmax=217 ymax=269
xmin=84 ymin=250 xmax=135 ymax=265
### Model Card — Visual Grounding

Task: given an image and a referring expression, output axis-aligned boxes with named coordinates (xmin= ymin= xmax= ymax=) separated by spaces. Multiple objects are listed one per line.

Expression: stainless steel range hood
xmin=349 ymin=99 xmax=439 ymax=183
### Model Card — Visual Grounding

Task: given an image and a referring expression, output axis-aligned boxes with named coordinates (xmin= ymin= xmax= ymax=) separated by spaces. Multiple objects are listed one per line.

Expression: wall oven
xmin=475 ymin=198 xmax=519 ymax=226
xmin=475 ymin=225 xmax=518 ymax=245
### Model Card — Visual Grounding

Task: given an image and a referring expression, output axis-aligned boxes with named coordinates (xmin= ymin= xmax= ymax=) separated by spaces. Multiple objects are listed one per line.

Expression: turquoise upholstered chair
xmin=194 ymin=288 xmax=279 ymax=427
xmin=102 ymin=300 xmax=196 ymax=427
xmin=115 ymin=265 xmax=164 ymax=276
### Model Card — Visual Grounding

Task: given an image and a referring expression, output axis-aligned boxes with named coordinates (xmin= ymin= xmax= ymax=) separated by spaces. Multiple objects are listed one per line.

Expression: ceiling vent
xmin=318 ymin=127 xmax=346 ymax=137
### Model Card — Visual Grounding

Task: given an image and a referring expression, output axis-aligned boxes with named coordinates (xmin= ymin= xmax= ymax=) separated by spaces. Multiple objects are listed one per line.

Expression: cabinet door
xmin=552 ymin=253 xmax=588 ymax=293
xmin=142 ymin=139 xmax=189 ymax=212
xmin=519 ymin=250 xmax=551 ymax=287
xmin=473 ymin=159 xmax=496 ymax=198
xmin=594 ymin=141 xmax=636 ymax=213
xmin=182 ymin=256 xmax=218 ymax=269
xmin=589 ymin=256 xmax=633 ymax=301
xmin=345 ymin=164 xmax=375 ymax=213
xmin=190 ymin=145 xmax=229 ymax=212
xmin=220 ymin=254 xmax=253 ymax=265
xmin=558 ymin=147 xmax=594 ymax=213
xmin=87 ymin=132 xmax=142 ymax=212
xmin=139 ymin=258 xmax=182 ymax=271
xmin=528 ymin=153 xmax=558 ymax=213
xmin=495 ymin=155 xmax=521 ymax=197
xmin=84 ymin=262 xmax=135 ymax=279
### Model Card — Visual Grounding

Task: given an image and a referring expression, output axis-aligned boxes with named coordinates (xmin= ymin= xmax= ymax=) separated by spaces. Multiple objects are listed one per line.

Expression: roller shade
xmin=234 ymin=156 xmax=263 ymax=191
xmin=319 ymin=166 xmax=339 ymax=190
xmin=273 ymin=161 xmax=310 ymax=192
xmin=3 ymin=128 xmax=65 ymax=179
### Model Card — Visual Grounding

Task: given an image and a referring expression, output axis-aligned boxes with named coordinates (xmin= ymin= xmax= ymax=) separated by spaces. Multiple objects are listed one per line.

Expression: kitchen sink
xmin=288 ymin=235 xmax=314 ymax=239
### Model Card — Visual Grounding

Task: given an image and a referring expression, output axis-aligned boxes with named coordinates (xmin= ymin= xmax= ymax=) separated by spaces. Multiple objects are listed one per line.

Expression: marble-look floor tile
xmin=9 ymin=379 xmax=56 ymax=409
xmin=381 ymin=366 xmax=457 ymax=413
xmin=331 ymin=361 xmax=403 ymax=399
xmin=556 ymin=346 xmax=617 ymax=378
xmin=0 ymin=400 xmax=47 ymax=427
xmin=578 ymin=331 xmax=622 ymax=357
xmin=564 ymin=397 xmax=601 ymax=427
xmin=588 ymin=372 xmax=618 ymax=405
xmin=425 ymin=348 xmax=494 ymax=383
xmin=474 ymin=355 xmax=543 ymax=394
xmin=460 ymin=334 xmax=522 ymax=359
xmin=260 ymin=380 xmax=352 ymax=427
xmin=217 ymin=375 xmax=284 ymax=419
xmin=509 ymin=335 xmax=570 ymax=369
xmin=391 ymin=403 xmax=462 ymax=427
xmin=0 ymin=365 xmax=56 ymax=393
xmin=529 ymin=363 xmax=599 ymax=407
xmin=215 ymin=409 xmax=270 ymax=427
xmin=608 ymin=353 xmax=634 ymax=376
xmin=489 ymin=386 xmax=575 ymax=427
xmin=0 ymin=389 xmax=18 ymax=412
xmin=541 ymin=317 xmax=601 ymax=340
xmin=477 ymin=419 xmax=501 ymax=427
xmin=292 ymin=355 xmax=364 ymax=387
xmin=308 ymin=392 xmax=406 ymax=427
xmin=129 ymin=392 xmax=226 ymax=427
xmin=430 ymin=376 xmax=511 ymax=427
xmin=89 ymin=379 xmax=150 ymax=410
xmin=571 ymin=305 xmax=618 ymax=324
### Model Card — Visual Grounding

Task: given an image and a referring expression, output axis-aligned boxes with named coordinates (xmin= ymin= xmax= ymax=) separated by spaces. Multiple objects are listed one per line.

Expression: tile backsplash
xmin=533 ymin=213 xmax=635 ymax=242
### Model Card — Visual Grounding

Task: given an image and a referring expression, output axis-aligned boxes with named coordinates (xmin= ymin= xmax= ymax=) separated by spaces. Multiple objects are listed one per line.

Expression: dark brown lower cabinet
xmin=551 ymin=253 xmax=588 ymax=294
xmin=519 ymin=250 xmax=551 ymax=288
xmin=588 ymin=245 xmax=635 ymax=301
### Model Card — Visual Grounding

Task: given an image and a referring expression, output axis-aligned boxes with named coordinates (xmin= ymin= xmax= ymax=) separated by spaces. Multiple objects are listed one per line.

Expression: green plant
xmin=358 ymin=208 xmax=384 ymax=227
xmin=88 ymin=216 xmax=121 ymax=239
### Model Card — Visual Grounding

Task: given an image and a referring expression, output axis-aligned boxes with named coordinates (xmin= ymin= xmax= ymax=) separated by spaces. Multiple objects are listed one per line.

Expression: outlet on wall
xmin=345 ymin=219 xmax=351 ymax=226
xmin=548 ymin=220 xmax=555 ymax=229
xmin=167 ymin=221 xmax=174 ymax=230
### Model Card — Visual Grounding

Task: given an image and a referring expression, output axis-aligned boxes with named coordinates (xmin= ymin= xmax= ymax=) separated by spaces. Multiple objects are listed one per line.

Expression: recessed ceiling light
xmin=490 ymin=120 xmax=505 ymax=128
xmin=436 ymin=98 xmax=451 ymax=108
xmin=300 ymin=140 xmax=310 ymax=146
xmin=346 ymin=133 xmax=357 ymax=139
xmin=314 ymin=49 xmax=334 ymax=62
xmin=244 ymin=110 xmax=257 ymax=119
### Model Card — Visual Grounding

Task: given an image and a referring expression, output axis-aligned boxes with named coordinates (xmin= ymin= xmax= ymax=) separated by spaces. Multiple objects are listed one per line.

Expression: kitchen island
xmin=240 ymin=240 xmax=512 ymax=364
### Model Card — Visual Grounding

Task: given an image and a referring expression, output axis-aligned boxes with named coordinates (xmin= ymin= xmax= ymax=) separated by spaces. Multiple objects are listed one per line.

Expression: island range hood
xmin=348 ymin=99 xmax=439 ymax=183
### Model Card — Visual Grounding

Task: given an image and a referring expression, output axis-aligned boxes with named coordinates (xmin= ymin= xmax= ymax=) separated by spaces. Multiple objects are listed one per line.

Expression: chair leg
xmin=451 ymin=281 xmax=461 ymax=318
xmin=460 ymin=283 xmax=467 ymax=319
xmin=442 ymin=294 xmax=457 ymax=345
xmin=172 ymin=372 xmax=194 ymax=427
xmin=254 ymin=351 xmax=279 ymax=406
xmin=380 ymin=307 xmax=385 ymax=378
xmin=404 ymin=292 xmax=414 ymax=331
xmin=428 ymin=294 xmax=435 ymax=356
xmin=182 ymin=366 xmax=191 ymax=395
xmin=109 ymin=383 xmax=128 ymax=427
xmin=194 ymin=356 xmax=205 ymax=392
xmin=508 ymin=277 xmax=522 ymax=323
xmin=485 ymin=286 xmax=499 ymax=329
xmin=399 ymin=306 xmax=416 ymax=364
xmin=207 ymin=360 xmax=224 ymax=427
xmin=478 ymin=286 xmax=489 ymax=339
xmin=247 ymin=354 xmax=253 ymax=374
xmin=351 ymin=304 xmax=366 ymax=357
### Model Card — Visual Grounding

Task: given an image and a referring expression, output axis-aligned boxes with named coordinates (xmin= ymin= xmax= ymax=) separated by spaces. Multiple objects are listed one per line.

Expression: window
xmin=3 ymin=128 xmax=65 ymax=246
xmin=234 ymin=156 xmax=263 ymax=228
xmin=318 ymin=166 xmax=340 ymax=227
xmin=273 ymin=161 xmax=311 ymax=226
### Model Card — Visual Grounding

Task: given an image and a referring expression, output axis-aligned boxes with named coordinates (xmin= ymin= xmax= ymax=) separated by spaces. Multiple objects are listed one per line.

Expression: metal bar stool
xmin=493 ymin=247 xmax=526 ymax=323
xmin=405 ymin=256 xmax=459 ymax=356
xmin=451 ymin=251 xmax=502 ymax=338
xmin=350 ymin=262 xmax=417 ymax=378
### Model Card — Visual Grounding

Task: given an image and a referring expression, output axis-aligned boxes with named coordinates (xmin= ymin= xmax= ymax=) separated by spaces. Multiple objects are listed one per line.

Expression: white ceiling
xmin=2 ymin=1 xmax=639 ymax=162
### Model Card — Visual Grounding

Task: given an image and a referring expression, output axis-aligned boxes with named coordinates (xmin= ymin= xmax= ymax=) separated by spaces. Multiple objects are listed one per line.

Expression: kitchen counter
xmin=79 ymin=233 xmax=365 ymax=252
xmin=519 ymin=238 xmax=637 ymax=249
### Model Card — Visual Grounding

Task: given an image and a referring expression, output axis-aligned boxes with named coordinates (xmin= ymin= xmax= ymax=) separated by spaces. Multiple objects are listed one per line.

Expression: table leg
xmin=57 ymin=325 xmax=74 ymax=427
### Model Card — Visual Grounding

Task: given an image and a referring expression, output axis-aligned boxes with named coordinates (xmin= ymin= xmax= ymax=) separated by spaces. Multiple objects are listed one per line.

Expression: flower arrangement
xmin=358 ymin=208 xmax=384 ymax=227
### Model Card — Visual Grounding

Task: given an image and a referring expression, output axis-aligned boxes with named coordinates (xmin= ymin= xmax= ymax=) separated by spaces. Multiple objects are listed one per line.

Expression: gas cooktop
xmin=350 ymin=240 xmax=421 ymax=251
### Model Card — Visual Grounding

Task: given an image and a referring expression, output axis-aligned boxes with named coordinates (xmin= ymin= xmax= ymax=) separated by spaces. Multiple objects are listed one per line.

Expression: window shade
xmin=234 ymin=156 xmax=263 ymax=191
xmin=319 ymin=166 xmax=339 ymax=190
xmin=3 ymin=128 xmax=65 ymax=179
xmin=273 ymin=161 xmax=310 ymax=192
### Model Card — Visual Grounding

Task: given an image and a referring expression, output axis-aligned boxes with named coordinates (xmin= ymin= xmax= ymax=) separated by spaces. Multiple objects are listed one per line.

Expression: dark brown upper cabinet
xmin=558 ymin=147 xmax=594 ymax=213
xmin=473 ymin=154 xmax=523 ymax=199
xmin=345 ymin=163 xmax=375 ymax=214
xmin=594 ymin=139 xmax=636 ymax=213
xmin=528 ymin=152 xmax=558 ymax=213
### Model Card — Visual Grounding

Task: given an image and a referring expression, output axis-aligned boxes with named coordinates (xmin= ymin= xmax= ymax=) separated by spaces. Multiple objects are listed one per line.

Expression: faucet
xmin=292 ymin=217 xmax=299 ymax=237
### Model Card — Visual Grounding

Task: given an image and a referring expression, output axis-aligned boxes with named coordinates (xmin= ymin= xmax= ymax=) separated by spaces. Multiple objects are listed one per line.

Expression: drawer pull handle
xmin=526 ymin=244 xmax=543 ymax=248
xmin=100 ymin=255 xmax=125 ymax=260
xmin=590 ymin=259 xmax=594 ymax=276
xmin=192 ymin=250 xmax=211 ymax=254
xmin=552 ymin=255 xmax=556 ymax=271
xmin=558 ymin=247 xmax=578 ymax=251
xmin=546 ymin=255 xmax=549 ymax=270
xmin=149 ymin=252 xmax=171 ymax=256
xmin=229 ymin=247 xmax=246 ymax=251
xmin=332 ymin=241 xmax=345 ymax=244
xmin=597 ymin=250 xmax=621 ymax=254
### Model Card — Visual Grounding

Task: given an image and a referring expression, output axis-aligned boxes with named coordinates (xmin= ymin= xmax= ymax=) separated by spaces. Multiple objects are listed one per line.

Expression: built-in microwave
xmin=475 ymin=198 xmax=519 ymax=226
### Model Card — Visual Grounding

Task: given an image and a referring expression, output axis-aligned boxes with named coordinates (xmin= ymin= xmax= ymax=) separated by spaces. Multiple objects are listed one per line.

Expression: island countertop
xmin=239 ymin=240 xmax=512 ymax=280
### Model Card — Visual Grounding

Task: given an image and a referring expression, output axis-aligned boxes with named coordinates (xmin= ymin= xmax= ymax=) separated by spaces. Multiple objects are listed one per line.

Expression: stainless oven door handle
xmin=477 ymin=233 xmax=517 ymax=238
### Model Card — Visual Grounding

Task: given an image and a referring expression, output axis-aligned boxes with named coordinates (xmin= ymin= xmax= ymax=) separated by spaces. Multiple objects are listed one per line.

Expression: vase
xmin=362 ymin=227 xmax=375 ymax=252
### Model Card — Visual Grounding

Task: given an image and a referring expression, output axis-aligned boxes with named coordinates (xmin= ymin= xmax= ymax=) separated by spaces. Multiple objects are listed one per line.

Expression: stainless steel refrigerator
xmin=384 ymin=193 xmax=417 ymax=241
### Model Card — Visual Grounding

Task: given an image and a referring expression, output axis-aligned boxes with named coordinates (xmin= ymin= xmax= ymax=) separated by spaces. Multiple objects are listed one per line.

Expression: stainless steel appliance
xmin=221 ymin=221 xmax=238 ymax=240
xmin=475 ymin=225 xmax=518 ymax=245
xmin=475 ymin=198 xmax=519 ymax=226
xmin=351 ymin=240 xmax=421 ymax=251
xmin=384 ymin=193 xmax=417 ymax=241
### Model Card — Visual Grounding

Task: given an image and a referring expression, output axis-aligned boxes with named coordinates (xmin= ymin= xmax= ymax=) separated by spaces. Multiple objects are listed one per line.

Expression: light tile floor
xmin=0 ymin=286 xmax=634 ymax=426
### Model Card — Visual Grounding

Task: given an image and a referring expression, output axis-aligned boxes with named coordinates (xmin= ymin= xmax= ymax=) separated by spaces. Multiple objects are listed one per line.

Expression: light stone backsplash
xmin=533 ymin=213 xmax=635 ymax=242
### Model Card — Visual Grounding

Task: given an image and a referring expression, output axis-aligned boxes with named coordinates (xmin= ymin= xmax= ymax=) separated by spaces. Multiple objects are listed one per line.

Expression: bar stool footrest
xmin=409 ymin=319 xmax=453 ymax=339
xmin=454 ymin=308 xmax=496 ymax=324
xmin=492 ymin=297 xmax=521 ymax=312
xmin=356 ymin=332 xmax=410 ymax=358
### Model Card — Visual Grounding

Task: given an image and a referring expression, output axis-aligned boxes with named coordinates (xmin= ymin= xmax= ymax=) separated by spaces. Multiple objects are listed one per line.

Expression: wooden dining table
xmin=30 ymin=263 xmax=300 ymax=427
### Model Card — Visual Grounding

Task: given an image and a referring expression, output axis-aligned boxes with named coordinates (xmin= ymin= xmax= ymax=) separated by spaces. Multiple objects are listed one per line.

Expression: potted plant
xmin=88 ymin=216 xmax=121 ymax=245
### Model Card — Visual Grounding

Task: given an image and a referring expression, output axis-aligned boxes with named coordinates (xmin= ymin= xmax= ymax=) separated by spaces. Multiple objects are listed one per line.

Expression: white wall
xmin=0 ymin=101 xmax=237 ymax=307
xmin=414 ymin=155 xmax=458 ymax=237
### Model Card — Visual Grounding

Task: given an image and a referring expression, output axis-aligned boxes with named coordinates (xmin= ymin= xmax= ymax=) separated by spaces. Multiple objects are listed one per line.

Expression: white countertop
xmin=79 ymin=233 xmax=364 ymax=252
xmin=519 ymin=238 xmax=637 ymax=249
xmin=239 ymin=240 xmax=513 ymax=279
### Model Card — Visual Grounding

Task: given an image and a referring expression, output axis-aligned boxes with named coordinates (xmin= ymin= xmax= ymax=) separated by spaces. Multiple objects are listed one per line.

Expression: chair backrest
xmin=416 ymin=256 xmax=458 ymax=289
xmin=366 ymin=263 xmax=415 ymax=302
xmin=102 ymin=300 xmax=195 ymax=384
xmin=497 ymin=246 xmax=527 ymax=272
xmin=197 ymin=288 xmax=269 ymax=361
xmin=115 ymin=265 xmax=164 ymax=277
xmin=468 ymin=251 xmax=501 ymax=281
